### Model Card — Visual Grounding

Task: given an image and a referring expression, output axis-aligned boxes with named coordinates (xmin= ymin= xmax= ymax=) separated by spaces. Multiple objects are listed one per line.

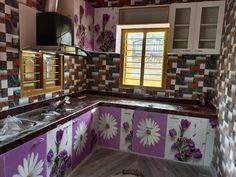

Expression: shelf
xmin=200 ymin=23 xmax=217 ymax=26
xmin=23 ymin=72 xmax=40 ymax=75
xmin=46 ymin=78 xmax=59 ymax=81
xmin=23 ymin=80 xmax=40 ymax=84
xmin=199 ymin=39 xmax=216 ymax=42
xmin=175 ymin=24 xmax=190 ymax=27
xmin=174 ymin=39 xmax=188 ymax=42
xmin=23 ymin=64 xmax=40 ymax=67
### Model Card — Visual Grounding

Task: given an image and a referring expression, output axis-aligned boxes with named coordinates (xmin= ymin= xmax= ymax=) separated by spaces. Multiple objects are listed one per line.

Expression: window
xmin=20 ymin=51 xmax=63 ymax=96
xmin=120 ymin=28 xmax=168 ymax=89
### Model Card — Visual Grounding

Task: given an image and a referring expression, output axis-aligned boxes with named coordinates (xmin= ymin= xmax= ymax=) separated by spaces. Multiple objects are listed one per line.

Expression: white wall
xmin=19 ymin=3 xmax=39 ymax=49
xmin=57 ymin=0 xmax=74 ymax=18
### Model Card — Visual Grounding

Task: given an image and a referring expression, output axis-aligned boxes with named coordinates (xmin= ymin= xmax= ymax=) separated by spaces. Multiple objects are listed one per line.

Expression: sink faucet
xmin=52 ymin=96 xmax=71 ymax=112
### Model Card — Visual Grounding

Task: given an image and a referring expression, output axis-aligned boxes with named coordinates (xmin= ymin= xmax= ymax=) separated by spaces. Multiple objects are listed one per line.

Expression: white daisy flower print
xmin=136 ymin=118 xmax=160 ymax=147
xmin=13 ymin=152 xmax=44 ymax=177
xmin=98 ymin=113 xmax=118 ymax=140
xmin=74 ymin=121 xmax=88 ymax=155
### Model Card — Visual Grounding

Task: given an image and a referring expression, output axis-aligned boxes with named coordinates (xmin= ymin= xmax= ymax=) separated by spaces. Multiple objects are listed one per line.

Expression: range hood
xmin=23 ymin=45 xmax=89 ymax=57
xmin=22 ymin=0 xmax=89 ymax=57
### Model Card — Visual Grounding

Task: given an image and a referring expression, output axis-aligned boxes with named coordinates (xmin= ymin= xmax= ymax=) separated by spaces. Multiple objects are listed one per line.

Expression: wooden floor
xmin=70 ymin=147 xmax=216 ymax=177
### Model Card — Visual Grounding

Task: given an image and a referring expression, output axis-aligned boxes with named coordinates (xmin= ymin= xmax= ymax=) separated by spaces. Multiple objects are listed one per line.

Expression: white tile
xmin=1 ymin=80 xmax=7 ymax=88
xmin=198 ymin=81 xmax=203 ymax=87
xmin=172 ymin=62 xmax=177 ymax=68
xmin=7 ymin=61 xmax=12 ymax=69
xmin=200 ymin=64 xmax=205 ymax=69
xmin=0 ymin=22 xmax=5 ymax=33
xmin=19 ymin=97 xmax=29 ymax=105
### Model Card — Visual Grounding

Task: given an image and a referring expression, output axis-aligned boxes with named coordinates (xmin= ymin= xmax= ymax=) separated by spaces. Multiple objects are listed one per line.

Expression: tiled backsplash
xmin=0 ymin=54 xmax=86 ymax=110
xmin=86 ymin=52 xmax=218 ymax=100
xmin=0 ymin=1 xmax=87 ymax=111
xmin=0 ymin=0 xmax=218 ymax=111
xmin=213 ymin=0 xmax=236 ymax=176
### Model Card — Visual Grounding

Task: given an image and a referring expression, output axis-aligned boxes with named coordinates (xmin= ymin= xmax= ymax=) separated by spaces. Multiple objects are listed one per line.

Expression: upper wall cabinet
xmin=169 ymin=1 xmax=225 ymax=54
xmin=169 ymin=3 xmax=197 ymax=54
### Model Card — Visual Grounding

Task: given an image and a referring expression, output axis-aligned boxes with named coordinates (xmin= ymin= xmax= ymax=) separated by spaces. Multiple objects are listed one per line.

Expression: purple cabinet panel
xmin=0 ymin=154 xmax=5 ymax=177
xmin=132 ymin=110 xmax=167 ymax=157
xmin=5 ymin=134 xmax=47 ymax=177
xmin=97 ymin=106 xmax=121 ymax=149
xmin=72 ymin=111 xmax=93 ymax=169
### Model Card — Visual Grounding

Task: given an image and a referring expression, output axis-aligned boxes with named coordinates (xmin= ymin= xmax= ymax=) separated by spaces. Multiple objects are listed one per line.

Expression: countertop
xmin=0 ymin=94 xmax=217 ymax=155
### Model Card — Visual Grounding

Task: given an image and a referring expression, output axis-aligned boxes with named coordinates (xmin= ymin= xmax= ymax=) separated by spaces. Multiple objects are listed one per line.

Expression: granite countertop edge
xmin=0 ymin=93 xmax=217 ymax=155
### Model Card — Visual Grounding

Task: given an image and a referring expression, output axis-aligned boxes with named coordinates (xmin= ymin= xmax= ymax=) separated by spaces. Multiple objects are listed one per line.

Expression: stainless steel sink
xmin=0 ymin=119 xmax=36 ymax=131
xmin=0 ymin=118 xmax=40 ymax=142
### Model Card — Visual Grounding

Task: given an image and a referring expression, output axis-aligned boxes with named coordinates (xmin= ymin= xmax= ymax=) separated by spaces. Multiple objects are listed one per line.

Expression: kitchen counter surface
xmin=0 ymin=94 xmax=217 ymax=155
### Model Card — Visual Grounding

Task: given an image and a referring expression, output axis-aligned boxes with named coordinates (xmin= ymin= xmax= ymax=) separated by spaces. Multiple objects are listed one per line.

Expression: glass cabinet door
xmin=193 ymin=1 xmax=225 ymax=54
xmin=169 ymin=3 xmax=196 ymax=53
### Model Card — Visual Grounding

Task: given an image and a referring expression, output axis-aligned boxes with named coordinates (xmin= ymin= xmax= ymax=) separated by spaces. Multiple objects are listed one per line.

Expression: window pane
xmin=144 ymin=32 xmax=165 ymax=87
xmin=123 ymin=32 xmax=143 ymax=86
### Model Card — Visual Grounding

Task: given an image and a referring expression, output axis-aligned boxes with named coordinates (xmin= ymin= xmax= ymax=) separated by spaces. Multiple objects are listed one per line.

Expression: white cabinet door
xmin=46 ymin=121 xmax=72 ymax=177
xmin=169 ymin=3 xmax=197 ymax=53
xmin=193 ymin=1 xmax=225 ymax=54
xmin=165 ymin=114 xmax=208 ymax=165
xmin=120 ymin=109 xmax=134 ymax=152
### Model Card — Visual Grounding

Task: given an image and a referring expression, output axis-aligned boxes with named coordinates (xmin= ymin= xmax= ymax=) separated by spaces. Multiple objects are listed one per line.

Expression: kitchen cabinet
xmin=169 ymin=3 xmax=197 ymax=53
xmin=204 ymin=120 xmax=216 ymax=166
xmin=0 ymin=154 xmax=5 ymax=177
xmin=164 ymin=114 xmax=209 ymax=165
xmin=46 ymin=121 xmax=72 ymax=177
xmin=97 ymin=106 xmax=121 ymax=149
xmin=169 ymin=1 xmax=225 ymax=54
xmin=132 ymin=110 xmax=167 ymax=157
xmin=72 ymin=111 xmax=93 ymax=169
xmin=120 ymin=109 xmax=134 ymax=152
xmin=4 ymin=134 xmax=47 ymax=177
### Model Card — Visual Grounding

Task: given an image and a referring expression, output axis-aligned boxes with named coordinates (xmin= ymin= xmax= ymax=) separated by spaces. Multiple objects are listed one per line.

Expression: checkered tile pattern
xmin=0 ymin=1 xmax=87 ymax=111
xmin=86 ymin=52 xmax=218 ymax=100
xmin=213 ymin=0 xmax=236 ymax=177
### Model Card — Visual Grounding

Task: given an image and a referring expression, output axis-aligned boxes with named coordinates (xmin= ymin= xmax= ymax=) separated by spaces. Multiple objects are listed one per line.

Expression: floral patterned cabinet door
xmin=46 ymin=121 xmax=72 ymax=177
xmin=204 ymin=120 xmax=216 ymax=166
xmin=120 ymin=109 xmax=134 ymax=152
xmin=165 ymin=115 xmax=208 ymax=165
xmin=132 ymin=111 xmax=167 ymax=157
xmin=97 ymin=106 xmax=121 ymax=149
xmin=5 ymin=134 xmax=47 ymax=177
xmin=72 ymin=111 xmax=93 ymax=169
xmin=0 ymin=154 xmax=5 ymax=177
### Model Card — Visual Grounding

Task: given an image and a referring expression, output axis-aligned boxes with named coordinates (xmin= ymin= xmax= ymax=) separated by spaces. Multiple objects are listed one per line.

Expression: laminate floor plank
xmin=70 ymin=147 xmax=216 ymax=177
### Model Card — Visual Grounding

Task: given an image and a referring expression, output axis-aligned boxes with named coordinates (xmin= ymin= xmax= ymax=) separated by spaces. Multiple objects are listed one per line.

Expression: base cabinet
xmin=0 ymin=105 xmax=216 ymax=176
xmin=132 ymin=110 xmax=168 ymax=157
xmin=4 ymin=134 xmax=47 ymax=177
xmin=165 ymin=114 xmax=215 ymax=166
xmin=0 ymin=154 xmax=5 ymax=177
xmin=72 ymin=111 xmax=93 ymax=169
xmin=97 ymin=106 xmax=121 ymax=149
xmin=46 ymin=121 xmax=72 ymax=177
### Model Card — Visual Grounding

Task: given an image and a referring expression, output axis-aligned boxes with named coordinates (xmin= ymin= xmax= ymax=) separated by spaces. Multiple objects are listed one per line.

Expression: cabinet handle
xmin=33 ymin=138 xmax=45 ymax=146
xmin=182 ymin=50 xmax=191 ymax=52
